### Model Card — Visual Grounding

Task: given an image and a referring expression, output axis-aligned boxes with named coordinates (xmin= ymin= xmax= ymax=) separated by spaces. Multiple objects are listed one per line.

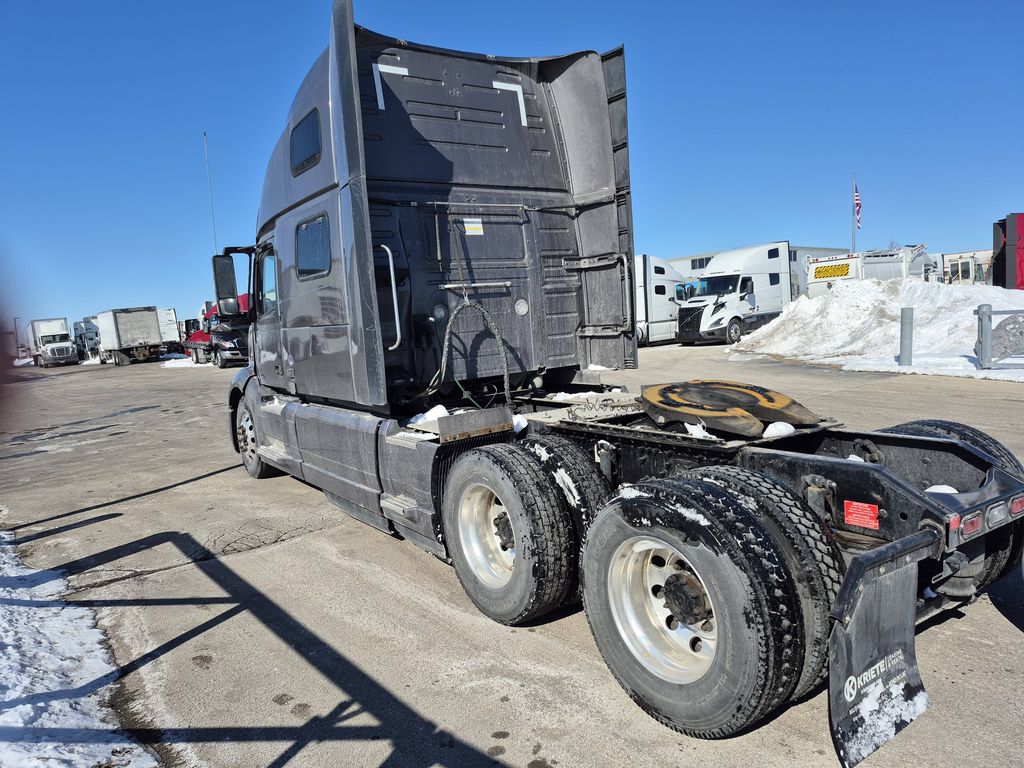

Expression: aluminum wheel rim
xmin=607 ymin=535 xmax=717 ymax=683
xmin=728 ymin=324 xmax=741 ymax=343
xmin=457 ymin=483 xmax=516 ymax=589
xmin=238 ymin=408 xmax=258 ymax=465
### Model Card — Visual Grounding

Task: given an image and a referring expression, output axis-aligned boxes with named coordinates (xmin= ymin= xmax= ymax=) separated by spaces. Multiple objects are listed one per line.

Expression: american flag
xmin=854 ymin=184 xmax=862 ymax=230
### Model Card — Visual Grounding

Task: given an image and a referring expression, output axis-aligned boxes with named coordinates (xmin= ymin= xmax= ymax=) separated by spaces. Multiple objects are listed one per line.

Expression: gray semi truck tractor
xmin=211 ymin=3 xmax=1024 ymax=765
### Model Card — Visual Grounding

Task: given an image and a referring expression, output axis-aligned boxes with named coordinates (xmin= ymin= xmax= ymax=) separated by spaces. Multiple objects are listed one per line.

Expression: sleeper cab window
xmin=654 ymin=284 xmax=666 ymax=295
xmin=769 ymin=273 xmax=781 ymax=286
xmin=296 ymin=213 xmax=331 ymax=279
xmin=290 ymin=108 xmax=321 ymax=176
xmin=768 ymin=247 xmax=780 ymax=259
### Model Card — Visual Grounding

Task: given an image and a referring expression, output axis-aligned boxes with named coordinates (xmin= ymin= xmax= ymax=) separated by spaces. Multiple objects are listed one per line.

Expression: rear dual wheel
xmin=583 ymin=474 xmax=834 ymax=737
xmin=442 ymin=444 xmax=575 ymax=625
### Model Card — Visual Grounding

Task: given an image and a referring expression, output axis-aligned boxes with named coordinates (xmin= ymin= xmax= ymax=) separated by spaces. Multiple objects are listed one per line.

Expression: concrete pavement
xmin=0 ymin=348 xmax=1021 ymax=768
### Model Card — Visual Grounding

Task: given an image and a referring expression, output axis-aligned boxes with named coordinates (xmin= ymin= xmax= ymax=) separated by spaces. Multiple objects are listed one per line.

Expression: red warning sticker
xmin=844 ymin=500 xmax=880 ymax=530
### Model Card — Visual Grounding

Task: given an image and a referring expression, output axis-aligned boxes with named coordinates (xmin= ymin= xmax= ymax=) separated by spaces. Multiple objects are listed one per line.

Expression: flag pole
xmin=851 ymin=173 xmax=856 ymax=255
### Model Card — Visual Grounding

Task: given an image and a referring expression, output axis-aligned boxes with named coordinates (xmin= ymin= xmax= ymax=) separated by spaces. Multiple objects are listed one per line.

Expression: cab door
xmin=254 ymin=246 xmax=289 ymax=392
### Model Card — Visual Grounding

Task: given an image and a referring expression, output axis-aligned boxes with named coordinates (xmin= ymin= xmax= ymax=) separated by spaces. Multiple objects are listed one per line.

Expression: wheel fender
xmin=227 ymin=364 xmax=257 ymax=452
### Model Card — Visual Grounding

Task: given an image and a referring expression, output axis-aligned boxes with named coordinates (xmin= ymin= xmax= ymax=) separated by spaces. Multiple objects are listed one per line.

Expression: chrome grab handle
xmin=379 ymin=244 xmax=402 ymax=351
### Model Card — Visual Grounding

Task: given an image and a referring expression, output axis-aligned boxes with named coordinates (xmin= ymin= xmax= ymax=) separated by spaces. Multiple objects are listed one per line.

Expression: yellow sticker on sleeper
xmin=462 ymin=218 xmax=484 ymax=236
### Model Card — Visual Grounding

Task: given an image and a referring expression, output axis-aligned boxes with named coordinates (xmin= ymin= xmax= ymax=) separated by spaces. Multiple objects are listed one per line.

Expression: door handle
xmin=378 ymin=244 xmax=402 ymax=351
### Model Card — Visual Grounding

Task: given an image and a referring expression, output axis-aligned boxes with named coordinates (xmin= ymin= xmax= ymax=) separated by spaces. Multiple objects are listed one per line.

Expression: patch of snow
xmin=160 ymin=353 xmax=188 ymax=360
xmin=408 ymin=404 xmax=449 ymax=425
xmin=847 ymin=454 xmax=866 ymax=462
xmin=762 ymin=421 xmax=796 ymax=438
xmin=512 ymin=414 xmax=528 ymax=434
xmin=552 ymin=468 xmax=581 ymax=509
xmin=392 ymin=431 xmax=434 ymax=441
xmin=80 ymin=357 xmax=100 ymax=365
xmin=922 ymin=586 xmax=939 ymax=599
xmin=0 ymin=531 xmax=157 ymax=767
xmin=925 ymin=484 xmax=959 ymax=494
xmin=528 ymin=444 xmax=551 ymax=462
xmin=684 ymin=422 xmax=719 ymax=441
xmin=673 ymin=504 xmax=711 ymax=527
xmin=13 ymin=359 xmax=34 ymax=367
xmin=731 ymin=278 xmax=1024 ymax=382
xmin=548 ymin=392 xmax=593 ymax=403
xmin=846 ymin=679 xmax=929 ymax=765
xmin=617 ymin=485 xmax=650 ymax=500
xmin=586 ymin=364 xmax=611 ymax=371
xmin=160 ymin=357 xmax=210 ymax=368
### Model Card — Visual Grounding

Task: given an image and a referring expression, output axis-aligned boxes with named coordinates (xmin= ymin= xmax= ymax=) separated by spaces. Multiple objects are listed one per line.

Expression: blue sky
xmin=1 ymin=0 xmax=1021 ymax=331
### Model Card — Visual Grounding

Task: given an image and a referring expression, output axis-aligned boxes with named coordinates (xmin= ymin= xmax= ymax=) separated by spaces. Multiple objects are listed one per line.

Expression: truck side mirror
xmin=212 ymin=254 xmax=240 ymax=317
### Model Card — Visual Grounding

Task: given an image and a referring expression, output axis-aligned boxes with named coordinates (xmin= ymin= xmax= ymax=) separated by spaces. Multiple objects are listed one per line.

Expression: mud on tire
xmin=442 ymin=444 xmax=574 ymax=625
xmin=582 ymin=477 xmax=804 ymax=738
xmin=682 ymin=466 xmax=843 ymax=700
xmin=520 ymin=433 xmax=611 ymax=600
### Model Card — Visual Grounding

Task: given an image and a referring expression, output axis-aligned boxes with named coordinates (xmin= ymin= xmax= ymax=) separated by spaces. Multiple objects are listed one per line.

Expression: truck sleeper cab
xmin=676 ymin=241 xmax=791 ymax=344
xmin=213 ymin=4 xmax=1024 ymax=767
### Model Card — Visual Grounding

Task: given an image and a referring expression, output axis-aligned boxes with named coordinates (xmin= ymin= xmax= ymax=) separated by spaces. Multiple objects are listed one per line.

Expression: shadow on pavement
xmin=0 ymin=531 xmax=500 ymax=767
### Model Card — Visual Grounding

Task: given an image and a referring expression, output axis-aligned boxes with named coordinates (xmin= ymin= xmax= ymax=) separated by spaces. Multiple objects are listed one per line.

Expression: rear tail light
xmin=1010 ymin=495 xmax=1024 ymax=518
xmin=986 ymin=502 xmax=1010 ymax=528
xmin=960 ymin=512 xmax=983 ymax=540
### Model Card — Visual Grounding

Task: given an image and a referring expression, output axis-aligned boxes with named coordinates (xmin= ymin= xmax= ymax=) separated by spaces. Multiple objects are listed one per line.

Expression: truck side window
xmin=769 ymin=273 xmax=781 ymax=286
xmin=655 ymin=284 xmax=666 ymax=295
xmin=739 ymin=276 xmax=754 ymax=295
xmin=296 ymin=213 xmax=331 ymax=279
xmin=654 ymin=265 xmax=665 ymax=275
xmin=290 ymin=108 xmax=321 ymax=176
xmin=261 ymin=254 xmax=279 ymax=314
xmin=768 ymin=248 xmax=779 ymax=259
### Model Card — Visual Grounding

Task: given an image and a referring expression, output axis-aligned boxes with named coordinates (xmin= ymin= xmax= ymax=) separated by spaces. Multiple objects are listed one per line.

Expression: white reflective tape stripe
xmin=372 ymin=62 xmax=409 ymax=111
xmin=492 ymin=81 xmax=527 ymax=126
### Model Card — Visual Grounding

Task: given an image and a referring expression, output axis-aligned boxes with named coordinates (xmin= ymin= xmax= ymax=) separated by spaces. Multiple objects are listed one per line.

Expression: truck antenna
xmin=203 ymin=131 xmax=219 ymax=254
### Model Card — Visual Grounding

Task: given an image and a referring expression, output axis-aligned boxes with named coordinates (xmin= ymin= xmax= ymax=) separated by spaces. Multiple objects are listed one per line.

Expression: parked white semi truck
xmin=675 ymin=242 xmax=792 ymax=344
xmin=74 ymin=317 xmax=100 ymax=360
xmin=29 ymin=318 xmax=79 ymax=367
xmin=635 ymin=254 xmax=685 ymax=345
xmin=95 ymin=307 xmax=163 ymax=366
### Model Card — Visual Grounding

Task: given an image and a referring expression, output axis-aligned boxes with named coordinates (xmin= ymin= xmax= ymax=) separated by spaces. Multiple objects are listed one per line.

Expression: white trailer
xmin=675 ymin=242 xmax=793 ymax=344
xmin=157 ymin=308 xmax=179 ymax=343
xmin=634 ymin=254 xmax=685 ymax=345
xmin=805 ymin=245 xmax=938 ymax=298
xmin=29 ymin=318 xmax=79 ymax=367
xmin=95 ymin=307 xmax=163 ymax=366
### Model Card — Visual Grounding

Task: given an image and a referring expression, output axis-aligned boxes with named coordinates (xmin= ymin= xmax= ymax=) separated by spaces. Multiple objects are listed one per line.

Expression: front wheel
xmin=235 ymin=401 xmax=279 ymax=479
xmin=215 ymin=350 xmax=227 ymax=368
xmin=726 ymin=318 xmax=743 ymax=345
xmin=583 ymin=477 xmax=803 ymax=738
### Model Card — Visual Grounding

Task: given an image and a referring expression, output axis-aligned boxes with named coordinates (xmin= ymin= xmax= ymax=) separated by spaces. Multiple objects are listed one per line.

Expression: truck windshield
xmin=693 ymin=275 xmax=739 ymax=297
xmin=41 ymin=334 xmax=71 ymax=344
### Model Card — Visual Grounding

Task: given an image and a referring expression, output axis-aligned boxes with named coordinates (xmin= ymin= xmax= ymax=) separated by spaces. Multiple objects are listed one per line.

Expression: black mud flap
xmin=828 ymin=529 xmax=940 ymax=767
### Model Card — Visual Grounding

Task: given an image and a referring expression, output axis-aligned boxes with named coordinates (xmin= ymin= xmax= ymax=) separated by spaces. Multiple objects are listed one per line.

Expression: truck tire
xmin=726 ymin=318 xmax=743 ymax=345
xmin=214 ymin=350 xmax=226 ymax=368
xmin=582 ymin=477 xmax=803 ymax=738
xmin=235 ymin=400 xmax=279 ymax=479
xmin=442 ymin=444 xmax=574 ymax=625
xmin=882 ymin=419 xmax=1024 ymax=587
xmin=520 ymin=433 xmax=611 ymax=600
xmin=682 ymin=466 xmax=843 ymax=700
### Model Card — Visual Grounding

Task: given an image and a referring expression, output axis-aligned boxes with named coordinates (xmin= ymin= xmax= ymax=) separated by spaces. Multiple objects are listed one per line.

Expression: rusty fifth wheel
xmin=582 ymin=477 xmax=804 ymax=737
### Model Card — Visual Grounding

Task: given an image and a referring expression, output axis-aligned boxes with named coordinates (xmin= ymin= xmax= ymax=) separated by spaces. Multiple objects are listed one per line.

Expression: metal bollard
xmin=976 ymin=304 xmax=992 ymax=369
xmin=899 ymin=307 xmax=913 ymax=366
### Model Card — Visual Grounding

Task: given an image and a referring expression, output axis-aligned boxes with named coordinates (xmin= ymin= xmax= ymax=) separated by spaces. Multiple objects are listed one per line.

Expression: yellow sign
xmin=813 ymin=263 xmax=851 ymax=280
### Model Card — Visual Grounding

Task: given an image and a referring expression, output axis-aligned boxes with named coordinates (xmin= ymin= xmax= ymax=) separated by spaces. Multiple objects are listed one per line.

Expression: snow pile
xmin=81 ymin=357 xmax=100 ymax=365
xmin=732 ymin=278 xmax=1024 ymax=382
xmin=0 ymin=531 xmax=156 ymax=767
xmin=12 ymin=359 xmax=34 ymax=368
xmin=161 ymin=356 xmax=209 ymax=368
